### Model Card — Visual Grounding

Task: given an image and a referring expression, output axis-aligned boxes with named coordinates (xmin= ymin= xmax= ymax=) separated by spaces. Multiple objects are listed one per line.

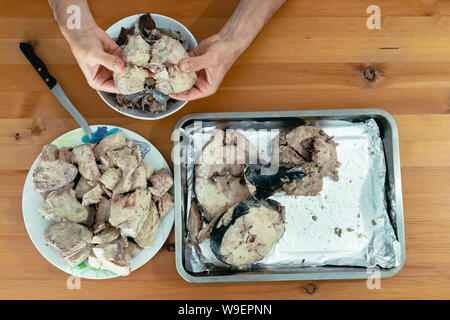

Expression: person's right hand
xmin=170 ymin=34 xmax=242 ymax=101
xmin=66 ymin=26 xmax=125 ymax=93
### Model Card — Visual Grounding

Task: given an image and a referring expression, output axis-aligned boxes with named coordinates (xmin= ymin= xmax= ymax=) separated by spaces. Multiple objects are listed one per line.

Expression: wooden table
xmin=1 ymin=0 xmax=449 ymax=300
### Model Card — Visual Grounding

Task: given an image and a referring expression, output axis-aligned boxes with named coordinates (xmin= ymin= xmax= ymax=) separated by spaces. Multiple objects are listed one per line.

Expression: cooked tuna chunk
xmin=143 ymin=161 xmax=154 ymax=178
xmin=111 ymin=152 xmax=139 ymax=194
xmin=81 ymin=205 xmax=96 ymax=227
xmin=155 ymin=192 xmax=174 ymax=218
xmin=149 ymin=168 xmax=173 ymax=196
xmin=38 ymin=187 xmax=88 ymax=223
xmin=75 ymin=176 xmax=97 ymax=199
xmin=82 ymin=184 xmax=103 ymax=206
xmin=88 ymin=254 xmax=130 ymax=276
xmin=58 ymin=147 xmax=73 ymax=162
xmin=44 ymin=222 xmax=92 ymax=260
xmin=123 ymin=241 xmax=141 ymax=260
xmin=93 ymin=197 xmax=111 ymax=234
xmin=91 ymin=227 xmax=120 ymax=244
xmin=134 ymin=200 xmax=159 ymax=248
xmin=65 ymin=245 xmax=91 ymax=266
xmin=72 ymin=144 xmax=101 ymax=181
xmin=109 ymin=188 xmax=151 ymax=238
xmin=99 ymin=167 xmax=122 ymax=190
xmin=93 ymin=131 xmax=128 ymax=159
xmin=131 ymin=161 xmax=148 ymax=190
xmin=89 ymin=237 xmax=135 ymax=276
xmin=33 ymin=159 xmax=78 ymax=193
xmin=40 ymin=144 xmax=59 ymax=162
xmin=121 ymin=34 xmax=151 ymax=66
xmin=130 ymin=141 xmax=141 ymax=162
xmin=194 ymin=129 xmax=252 ymax=219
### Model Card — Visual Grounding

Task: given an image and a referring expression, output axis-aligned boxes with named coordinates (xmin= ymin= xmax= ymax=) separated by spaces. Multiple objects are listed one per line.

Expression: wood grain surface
xmin=1 ymin=0 xmax=449 ymax=300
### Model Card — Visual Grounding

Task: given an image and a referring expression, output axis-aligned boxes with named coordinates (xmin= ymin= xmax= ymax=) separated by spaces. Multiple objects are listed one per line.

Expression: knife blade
xmin=19 ymin=42 xmax=92 ymax=139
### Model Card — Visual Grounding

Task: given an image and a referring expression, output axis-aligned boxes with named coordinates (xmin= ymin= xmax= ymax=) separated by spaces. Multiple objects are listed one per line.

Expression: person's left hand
xmin=170 ymin=34 xmax=241 ymax=101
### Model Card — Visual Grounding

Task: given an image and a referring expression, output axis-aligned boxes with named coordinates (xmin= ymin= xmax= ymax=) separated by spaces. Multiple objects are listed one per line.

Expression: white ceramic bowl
xmin=22 ymin=125 xmax=174 ymax=279
xmin=98 ymin=13 xmax=198 ymax=120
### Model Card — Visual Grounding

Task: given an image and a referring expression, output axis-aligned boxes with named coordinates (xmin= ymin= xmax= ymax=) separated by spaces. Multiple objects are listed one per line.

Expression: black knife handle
xmin=19 ymin=42 xmax=57 ymax=90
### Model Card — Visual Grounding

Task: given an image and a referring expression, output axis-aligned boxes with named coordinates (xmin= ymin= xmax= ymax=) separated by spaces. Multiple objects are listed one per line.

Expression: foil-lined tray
xmin=173 ymin=109 xmax=405 ymax=283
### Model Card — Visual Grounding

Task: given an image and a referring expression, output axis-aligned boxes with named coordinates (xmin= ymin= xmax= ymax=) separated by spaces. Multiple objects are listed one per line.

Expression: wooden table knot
xmin=304 ymin=283 xmax=317 ymax=295
xmin=362 ymin=66 xmax=377 ymax=82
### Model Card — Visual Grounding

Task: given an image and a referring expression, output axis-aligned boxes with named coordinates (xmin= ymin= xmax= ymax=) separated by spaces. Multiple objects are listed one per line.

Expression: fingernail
xmin=181 ymin=61 xmax=189 ymax=72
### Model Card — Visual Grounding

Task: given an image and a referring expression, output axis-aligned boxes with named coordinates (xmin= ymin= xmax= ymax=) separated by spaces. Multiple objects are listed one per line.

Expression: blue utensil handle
xmin=19 ymin=42 xmax=57 ymax=90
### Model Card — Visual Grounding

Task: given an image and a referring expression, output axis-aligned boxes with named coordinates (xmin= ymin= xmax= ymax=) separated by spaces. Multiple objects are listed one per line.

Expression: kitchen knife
xmin=19 ymin=42 xmax=92 ymax=139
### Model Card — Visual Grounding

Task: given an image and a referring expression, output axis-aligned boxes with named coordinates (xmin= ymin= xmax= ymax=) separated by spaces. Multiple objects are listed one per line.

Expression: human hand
xmin=170 ymin=34 xmax=241 ymax=101
xmin=65 ymin=26 xmax=125 ymax=93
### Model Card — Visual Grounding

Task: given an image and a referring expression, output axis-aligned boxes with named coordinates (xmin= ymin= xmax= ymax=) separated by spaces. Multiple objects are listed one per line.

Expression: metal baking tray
xmin=173 ymin=109 xmax=405 ymax=283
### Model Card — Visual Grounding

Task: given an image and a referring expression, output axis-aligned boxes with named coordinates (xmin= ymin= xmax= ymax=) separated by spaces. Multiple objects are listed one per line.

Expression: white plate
xmin=22 ymin=125 xmax=174 ymax=279
xmin=98 ymin=13 xmax=198 ymax=120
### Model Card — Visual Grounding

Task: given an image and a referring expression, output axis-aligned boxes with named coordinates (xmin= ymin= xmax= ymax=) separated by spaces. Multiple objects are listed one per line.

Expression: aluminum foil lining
xmin=181 ymin=119 xmax=401 ymax=273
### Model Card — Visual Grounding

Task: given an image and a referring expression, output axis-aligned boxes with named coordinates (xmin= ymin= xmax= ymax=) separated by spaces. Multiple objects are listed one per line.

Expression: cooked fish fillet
xmin=72 ymin=144 xmax=101 ymax=181
xmin=131 ymin=161 xmax=148 ymax=191
xmin=40 ymin=144 xmax=59 ymax=162
xmin=75 ymin=176 xmax=97 ymax=199
xmin=149 ymin=168 xmax=173 ymax=197
xmin=93 ymin=131 xmax=128 ymax=159
xmin=211 ymin=200 xmax=285 ymax=266
xmin=93 ymin=197 xmax=111 ymax=234
xmin=38 ymin=187 xmax=88 ymax=223
xmin=82 ymin=184 xmax=103 ymax=206
xmin=44 ymin=222 xmax=92 ymax=259
xmin=88 ymin=254 xmax=130 ymax=276
xmin=91 ymin=227 xmax=120 ymax=244
xmin=65 ymin=245 xmax=91 ymax=266
xmin=99 ymin=168 xmax=122 ymax=190
xmin=109 ymin=188 xmax=151 ymax=238
xmin=155 ymin=192 xmax=174 ymax=219
xmin=58 ymin=147 xmax=73 ymax=163
xmin=32 ymin=160 xmax=78 ymax=193
xmin=134 ymin=200 xmax=159 ymax=248
xmin=121 ymin=34 xmax=151 ymax=66
xmin=194 ymin=129 xmax=252 ymax=219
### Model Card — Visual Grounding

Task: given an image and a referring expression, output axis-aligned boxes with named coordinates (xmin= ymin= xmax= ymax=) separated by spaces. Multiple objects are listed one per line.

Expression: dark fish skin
xmin=244 ymin=164 xmax=306 ymax=200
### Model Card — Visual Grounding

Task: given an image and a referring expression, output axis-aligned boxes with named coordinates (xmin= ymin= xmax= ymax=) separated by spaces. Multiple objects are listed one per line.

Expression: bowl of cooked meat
xmin=22 ymin=125 xmax=175 ymax=278
xmin=97 ymin=13 xmax=198 ymax=120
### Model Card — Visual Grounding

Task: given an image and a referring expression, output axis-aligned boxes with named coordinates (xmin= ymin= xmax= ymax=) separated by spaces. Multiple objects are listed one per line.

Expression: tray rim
xmin=173 ymin=108 xmax=406 ymax=283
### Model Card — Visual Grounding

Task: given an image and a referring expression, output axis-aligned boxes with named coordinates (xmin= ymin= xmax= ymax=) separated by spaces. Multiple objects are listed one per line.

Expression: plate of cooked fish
xmin=22 ymin=125 xmax=174 ymax=279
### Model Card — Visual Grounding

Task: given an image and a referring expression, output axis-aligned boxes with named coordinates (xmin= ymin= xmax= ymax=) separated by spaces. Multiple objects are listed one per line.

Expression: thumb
xmin=89 ymin=50 xmax=125 ymax=73
xmin=179 ymin=52 xmax=217 ymax=72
